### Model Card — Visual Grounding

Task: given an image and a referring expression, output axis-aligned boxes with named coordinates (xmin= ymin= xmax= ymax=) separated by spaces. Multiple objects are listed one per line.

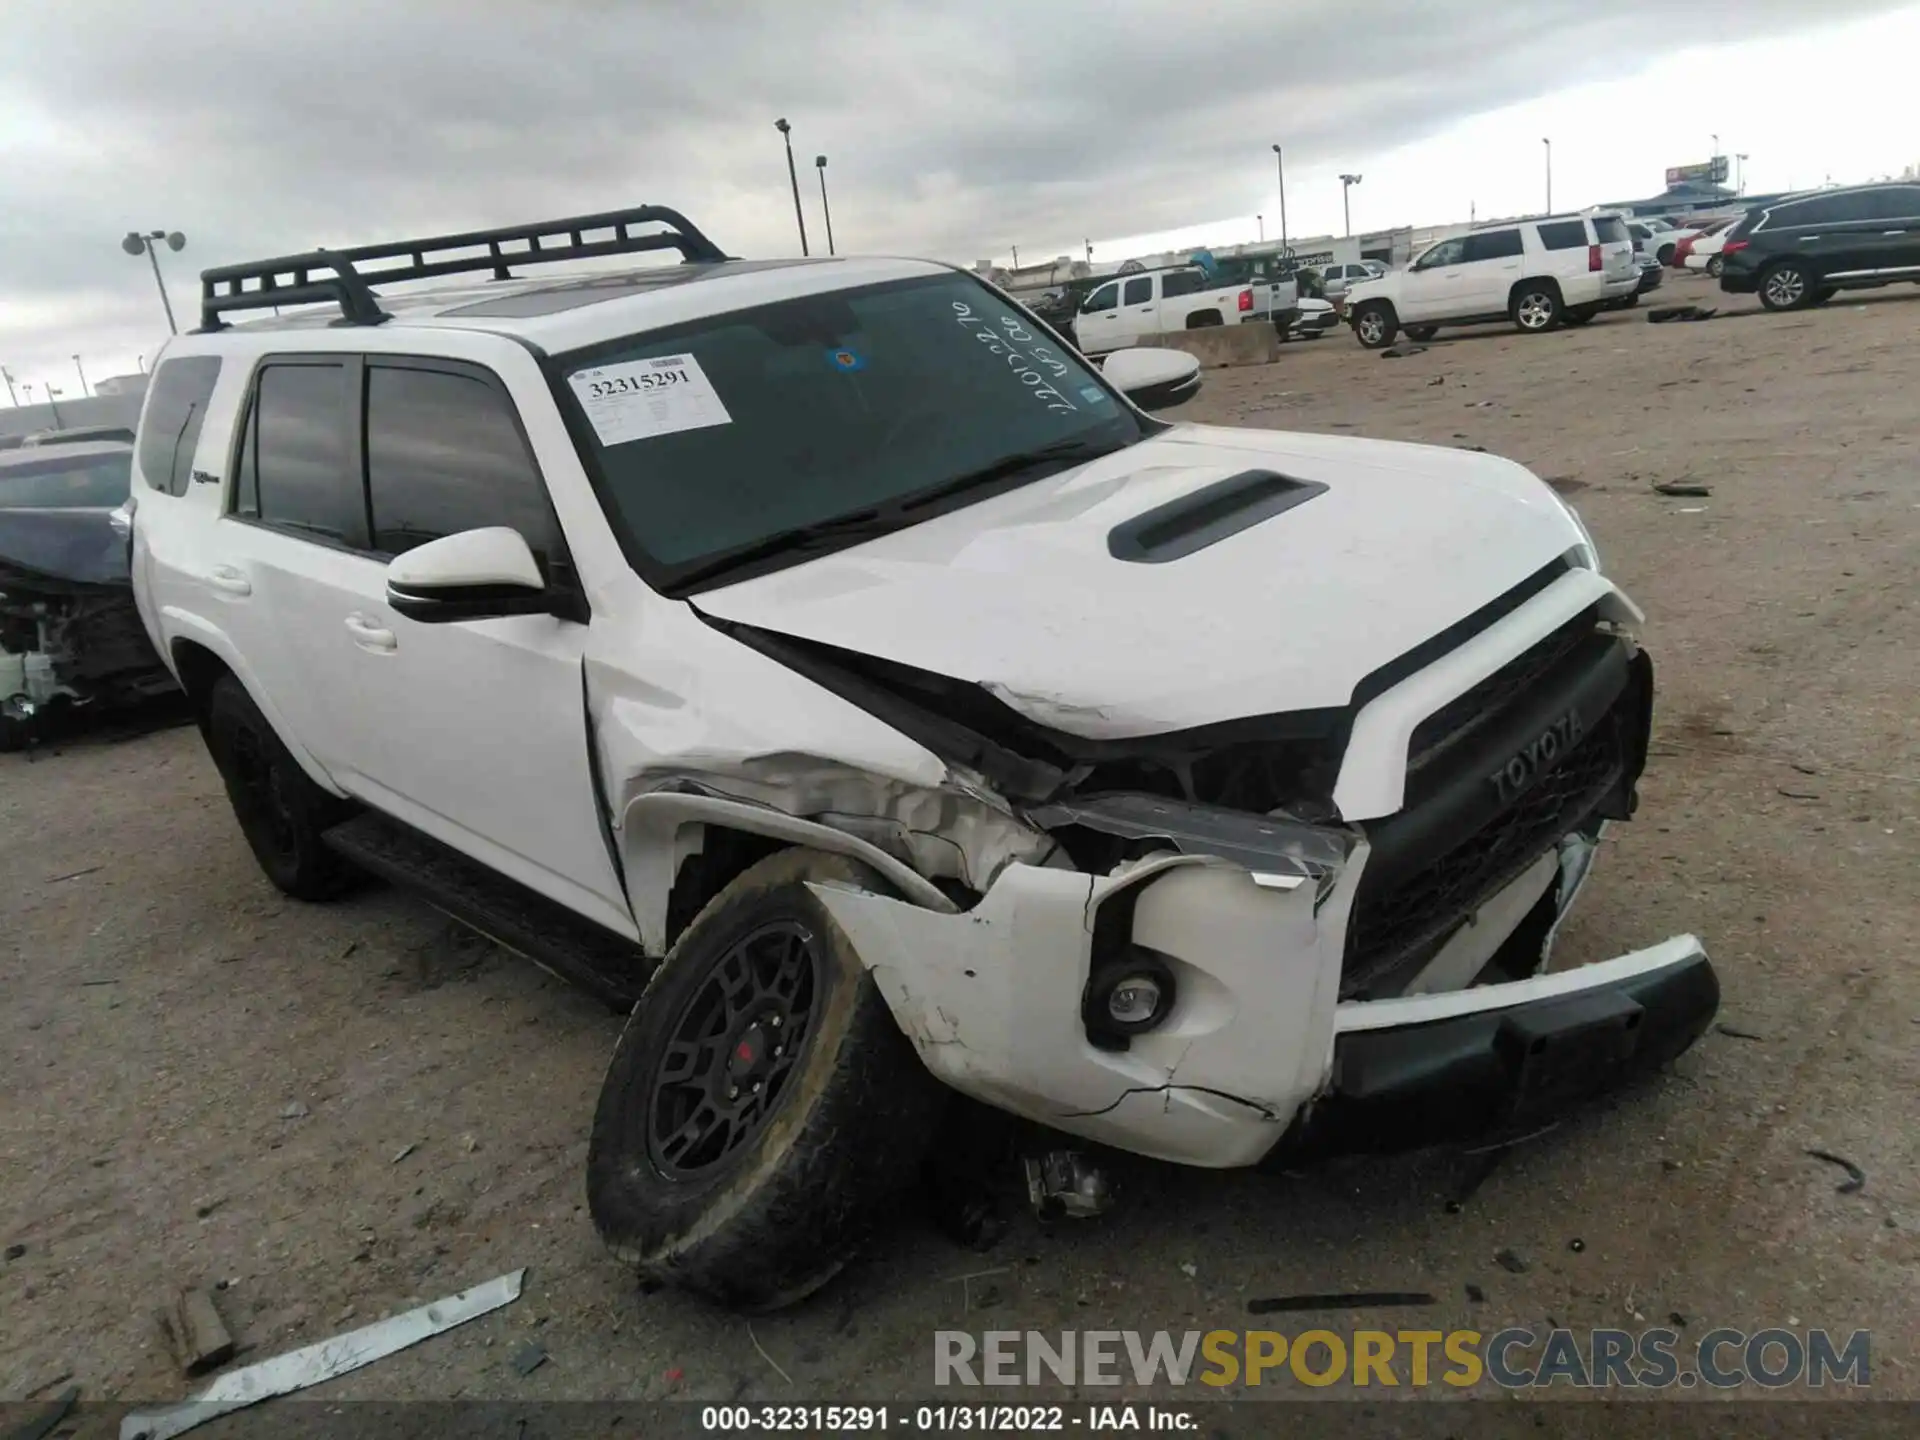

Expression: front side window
xmin=558 ymin=273 xmax=1145 ymax=592
xmin=1083 ymin=282 xmax=1119 ymax=312
xmin=138 ymin=356 xmax=222 ymax=496
xmin=1415 ymin=238 xmax=1466 ymax=270
xmin=234 ymin=362 xmax=352 ymax=541
xmin=1122 ymin=276 xmax=1154 ymax=305
xmin=1462 ymin=229 xmax=1524 ymax=263
xmin=364 ymin=365 xmax=560 ymax=565
xmin=0 ymin=451 xmax=133 ymax=509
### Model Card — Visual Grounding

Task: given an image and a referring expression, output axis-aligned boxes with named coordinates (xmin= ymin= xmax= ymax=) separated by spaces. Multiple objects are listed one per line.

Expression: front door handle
xmin=344 ymin=614 xmax=397 ymax=652
xmin=205 ymin=565 xmax=251 ymax=596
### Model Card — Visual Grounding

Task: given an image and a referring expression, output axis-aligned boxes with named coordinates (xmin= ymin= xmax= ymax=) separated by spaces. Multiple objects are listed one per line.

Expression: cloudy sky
xmin=3 ymin=0 xmax=1916 ymax=396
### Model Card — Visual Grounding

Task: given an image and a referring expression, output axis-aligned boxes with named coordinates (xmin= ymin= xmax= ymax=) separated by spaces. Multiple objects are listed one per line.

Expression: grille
xmin=1407 ymin=607 xmax=1599 ymax=775
xmin=1342 ymin=713 xmax=1625 ymax=998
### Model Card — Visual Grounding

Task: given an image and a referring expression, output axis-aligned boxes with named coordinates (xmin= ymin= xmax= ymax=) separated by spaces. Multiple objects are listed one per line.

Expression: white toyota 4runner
xmin=1346 ymin=212 xmax=1639 ymax=348
xmin=129 ymin=207 xmax=1717 ymax=1311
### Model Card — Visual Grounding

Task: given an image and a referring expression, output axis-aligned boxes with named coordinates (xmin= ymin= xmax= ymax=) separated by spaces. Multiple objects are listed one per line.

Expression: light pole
xmin=122 ymin=229 xmax=186 ymax=335
xmin=1736 ymin=153 xmax=1749 ymax=194
xmin=1339 ymin=174 xmax=1363 ymax=237
xmin=1010 ymin=244 xmax=1019 ymax=268
xmin=1 ymin=366 xmax=16 ymax=407
xmin=1256 ymin=214 xmax=1264 ymax=242
xmin=1711 ymin=133 xmax=1720 ymax=159
xmin=137 ymin=355 xmax=146 ymax=374
xmin=1084 ymin=239 xmax=1093 ymax=263
xmin=45 ymin=385 xmax=65 ymax=427
xmin=73 ymin=355 xmax=90 ymax=397
xmin=1542 ymin=138 xmax=1553 ymax=213
xmin=773 ymin=119 xmax=809 ymax=256
xmin=814 ymin=155 xmax=836 ymax=256
xmin=1271 ymin=144 xmax=1289 ymax=259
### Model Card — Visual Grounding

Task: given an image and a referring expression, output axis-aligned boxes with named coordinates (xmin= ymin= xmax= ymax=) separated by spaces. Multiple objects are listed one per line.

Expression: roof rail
xmin=196 ymin=205 xmax=732 ymax=331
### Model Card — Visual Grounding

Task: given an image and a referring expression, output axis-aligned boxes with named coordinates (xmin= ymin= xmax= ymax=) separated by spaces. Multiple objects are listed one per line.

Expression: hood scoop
xmin=1106 ymin=468 xmax=1328 ymax=564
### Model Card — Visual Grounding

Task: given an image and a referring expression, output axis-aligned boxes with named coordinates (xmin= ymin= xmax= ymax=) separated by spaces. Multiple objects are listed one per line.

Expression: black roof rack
xmin=196 ymin=205 xmax=731 ymax=331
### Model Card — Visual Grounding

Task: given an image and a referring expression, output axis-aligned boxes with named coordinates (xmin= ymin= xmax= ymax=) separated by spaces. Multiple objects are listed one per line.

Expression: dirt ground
xmin=3 ymin=272 xmax=1916 ymax=1416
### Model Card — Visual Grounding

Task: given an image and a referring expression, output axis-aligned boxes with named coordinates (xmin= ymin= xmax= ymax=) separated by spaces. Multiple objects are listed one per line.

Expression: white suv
xmin=128 ymin=205 xmax=1716 ymax=1312
xmin=1346 ymin=214 xmax=1639 ymax=348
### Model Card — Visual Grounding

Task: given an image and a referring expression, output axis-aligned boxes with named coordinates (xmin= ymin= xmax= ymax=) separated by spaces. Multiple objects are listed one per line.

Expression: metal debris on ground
xmin=5 ymin=1243 xmax=24 ymax=1261
xmin=1647 ymin=304 xmax=1718 ymax=323
xmin=1805 ymin=1149 xmax=1867 ymax=1195
xmin=510 ymin=1341 xmax=549 ymax=1377
xmin=1379 ymin=345 xmax=1429 ymax=358
xmin=391 ymin=1142 xmax=418 ymax=1164
xmin=1023 ymin=1152 xmax=1111 ymax=1221
xmin=279 ymin=1102 xmax=309 ymax=1120
xmin=46 ymin=865 xmax=104 ymax=884
xmin=1465 ymin=1284 xmax=1487 ymax=1304
xmin=1495 ymin=1248 xmax=1531 ymax=1274
xmin=1653 ymin=481 xmax=1713 ymax=497
xmin=1246 ymin=1292 xmax=1437 ymax=1316
xmin=159 ymin=1287 xmax=235 ymax=1377
xmin=748 ymin=1322 xmax=793 ymax=1386
xmin=1426 ymin=376 xmax=1445 ymax=386
xmin=1777 ymin=788 xmax=1821 ymax=801
xmin=1715 ymin=1023 xmax=1767 ymax=1040
xmin=118 ymin=1268 xmax=525 ymax=1440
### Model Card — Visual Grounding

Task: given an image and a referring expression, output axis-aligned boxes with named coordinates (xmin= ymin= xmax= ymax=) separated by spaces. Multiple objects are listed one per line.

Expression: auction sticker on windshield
xmin=568 ymin=354 xmax=733 ymax=445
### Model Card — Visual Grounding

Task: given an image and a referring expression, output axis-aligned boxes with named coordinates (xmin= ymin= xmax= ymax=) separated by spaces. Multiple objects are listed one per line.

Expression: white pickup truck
xmin=1072 ymin=265 xmax=1296 ymax=356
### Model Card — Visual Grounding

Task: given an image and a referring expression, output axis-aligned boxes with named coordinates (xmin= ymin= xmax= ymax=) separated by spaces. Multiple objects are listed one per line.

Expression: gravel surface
xmin=2 ymin=273 xmax=1914 ymax=1410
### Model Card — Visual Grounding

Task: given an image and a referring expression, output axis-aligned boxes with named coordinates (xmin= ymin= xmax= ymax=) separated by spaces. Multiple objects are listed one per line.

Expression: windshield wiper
xmin=663 ymin=507 xmax=899 ymax=592
xmin=665 ymin=437 xmax=1127 ymax=594
xmin=898 ymin=436 xmax=1127 ymax=512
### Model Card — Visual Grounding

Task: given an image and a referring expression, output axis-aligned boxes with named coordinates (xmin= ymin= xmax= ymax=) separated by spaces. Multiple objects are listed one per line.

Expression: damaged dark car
xmin=0 ymin=441 xmax=177 ymax=749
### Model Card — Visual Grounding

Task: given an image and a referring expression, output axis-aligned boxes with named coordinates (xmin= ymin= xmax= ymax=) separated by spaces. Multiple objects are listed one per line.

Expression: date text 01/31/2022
xmin=699 ymin=1404 xmax=1198 ymax=1432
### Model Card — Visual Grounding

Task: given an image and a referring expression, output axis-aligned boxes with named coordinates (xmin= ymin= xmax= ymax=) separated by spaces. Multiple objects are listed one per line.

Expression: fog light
xmin=1108 ymin=976 xmax=1164 ymax=1026
xmin=1085 ymin=950 xmax=1176 ymax=1042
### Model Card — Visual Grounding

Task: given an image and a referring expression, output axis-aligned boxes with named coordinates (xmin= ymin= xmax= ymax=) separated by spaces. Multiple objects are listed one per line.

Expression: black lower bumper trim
xmin=1267 ymin=952 xmax=1719 ymax=1165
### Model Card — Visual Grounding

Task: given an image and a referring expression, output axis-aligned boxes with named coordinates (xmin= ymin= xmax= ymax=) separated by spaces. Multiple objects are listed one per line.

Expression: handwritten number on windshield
xmin=952 ymin=301 xmax=1078 ymax=413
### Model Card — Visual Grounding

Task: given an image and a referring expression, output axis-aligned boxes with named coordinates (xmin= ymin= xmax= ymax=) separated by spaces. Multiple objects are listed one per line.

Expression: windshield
xmin=0 ymin=451 xmax=133 ymax=509
xmin=556 ymin=273 xmax=1147 ymax=593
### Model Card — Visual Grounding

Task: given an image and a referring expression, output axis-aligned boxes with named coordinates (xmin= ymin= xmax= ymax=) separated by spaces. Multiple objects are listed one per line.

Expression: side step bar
xmin=322 ymin=812 xmax=653 ymax=1012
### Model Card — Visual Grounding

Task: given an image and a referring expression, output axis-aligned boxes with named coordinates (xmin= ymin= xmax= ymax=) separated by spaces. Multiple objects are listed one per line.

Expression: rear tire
xmin=1511 ymin=283 xmax=1562 ymax=333
xmin=588 ymin=849 xmax=944 ymax=1312
xmin=204 ymin=675 xmax=357 ymax=900
xmin=1657 ymin=244 xmax=1676 ymax=266
xmin=1706 ymin=256 xmax=1724 ymax=278
xmin=1404 ymin=325 xmax=1439 ymax=342
xmin=1758 ymin=260 xmax=1815 ymax=312
xmin=1352 ymin=301 xmax=1398 ymax=349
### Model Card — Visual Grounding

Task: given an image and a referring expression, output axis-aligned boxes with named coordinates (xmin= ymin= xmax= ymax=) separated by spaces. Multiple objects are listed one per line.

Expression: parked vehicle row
xmin=121 ymin=203 xmax=1717 ymax=1312
xmin=1072 ymin=263 xmax=1294 ymax=356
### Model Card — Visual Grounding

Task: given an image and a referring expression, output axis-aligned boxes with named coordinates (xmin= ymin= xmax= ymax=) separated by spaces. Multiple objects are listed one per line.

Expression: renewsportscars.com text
xmin=934 ymin=1327 xmax=1872 ymax=1390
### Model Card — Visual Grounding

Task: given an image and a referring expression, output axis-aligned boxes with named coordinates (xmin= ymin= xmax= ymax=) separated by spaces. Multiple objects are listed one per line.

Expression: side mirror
xmin=1101 ymin=347 xmax=1202 ymax=411
xmin=386 ymin=527 xmax=553 ymax=623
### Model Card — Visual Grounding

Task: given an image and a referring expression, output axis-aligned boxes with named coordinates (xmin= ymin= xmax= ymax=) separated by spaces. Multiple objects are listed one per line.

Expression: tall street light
xmin=773 ymin=120 xmax=810 ymax=256
xmin=1271 ymin=144 xmax=1289 ymax=258
xmin=1339 ymin=174 xmax=1363 ymax=237
xmin=1711 ymin=132 xmax=1720 ymax=158
xmin=73 ymin=354 xmax=90 ymax=397
xmin=1736 ymin=153 xmax=1749 ymax=194
xmin=814 ymin=155 xmax=837 ymax=256
xmin=1 ymin=366 xmax=17 ymax=407
xmin=46 ymin=385 xmax=65 ymax=427
xmin=1542 ymin=138 xmax=1553 ymax=213
xmin=1256 ymin=214 xmax=1264 ymax=242
xmin=122 ymin=229 xmax=186 ymax=335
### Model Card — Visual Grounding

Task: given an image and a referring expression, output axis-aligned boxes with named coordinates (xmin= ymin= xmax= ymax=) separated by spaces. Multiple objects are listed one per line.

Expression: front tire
xmin=204 ymin=675 xmax=356 ymax=900
xmin=1511 ymin=283 xmax=1562 ymax=333
xmin=1352 ymin=301 xmax=1398 ymax=349
xmin=1759 ymin=260 xmax=1814 ymax=311
xmin=588 ymin=849 xmax=943 ymax=1312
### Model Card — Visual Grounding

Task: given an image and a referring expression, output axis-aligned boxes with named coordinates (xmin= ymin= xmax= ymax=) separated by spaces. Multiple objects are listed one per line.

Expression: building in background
xmin=92 ymin=373 xmax=148 ymax=398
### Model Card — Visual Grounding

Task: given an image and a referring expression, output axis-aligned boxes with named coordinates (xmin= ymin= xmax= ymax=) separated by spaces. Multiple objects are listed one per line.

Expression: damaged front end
xmin=0 ymin=453 xmax=177 ymax=749
xmin=684 ymin=571 xmax=1716 ymax=1169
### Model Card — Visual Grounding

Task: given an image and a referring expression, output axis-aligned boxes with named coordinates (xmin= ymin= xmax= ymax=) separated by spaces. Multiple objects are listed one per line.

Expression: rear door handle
xmin=205 ymin=565 xmax=251 ymax=596
xmin=344 ymin=614 xmax=397 ymax=652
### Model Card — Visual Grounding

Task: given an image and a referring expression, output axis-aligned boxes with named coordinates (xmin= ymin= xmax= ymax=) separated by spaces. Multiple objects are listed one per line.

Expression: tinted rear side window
xmin=138 ymin=356 xmax=222 ymax=496
xmin=1537 ymin=220 xmax=1588 ymax=250
xmin=1123 ymin=277 xmax=1153 ymax=305
xmin=364 ymin=365 xmax=558 ymax=565
xmin=0 ymin=452 xmax=133 ymax=508
xmin=234 ymin=363 xmax=353 ymax=541
xmin=1161 ymin=270 xmax=1207 ymax=297
xmin=1859 ymin=187 xmax=1920 ymax=220
xmin=1463 ymin=229 xmax=1524 ymax=262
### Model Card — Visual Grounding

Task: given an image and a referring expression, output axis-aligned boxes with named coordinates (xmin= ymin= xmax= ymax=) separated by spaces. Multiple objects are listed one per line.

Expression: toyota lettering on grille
xmin=1488 ymin=709 xmax=1585 ymax=804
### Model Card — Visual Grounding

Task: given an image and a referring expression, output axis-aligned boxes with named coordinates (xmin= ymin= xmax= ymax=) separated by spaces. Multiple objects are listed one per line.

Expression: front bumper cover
xmin=1275 ymin=938 xmax=1717 ymax=1163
